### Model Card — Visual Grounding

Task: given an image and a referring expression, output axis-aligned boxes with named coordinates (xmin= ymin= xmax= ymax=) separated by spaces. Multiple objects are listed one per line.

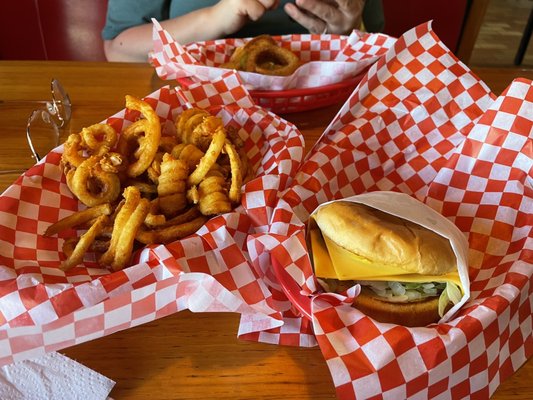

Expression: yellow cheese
xmin=310 ymin=225 xmax=462 ymax=288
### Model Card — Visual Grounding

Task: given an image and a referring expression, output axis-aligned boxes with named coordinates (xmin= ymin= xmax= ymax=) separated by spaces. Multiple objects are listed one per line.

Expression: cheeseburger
xmin=308 ymin=201 xmax=463 ymax=327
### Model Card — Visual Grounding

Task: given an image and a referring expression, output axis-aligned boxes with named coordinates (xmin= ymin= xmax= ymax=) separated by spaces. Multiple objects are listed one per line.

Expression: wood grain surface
xmin=0 ymin=61 xmax=531 ymax=399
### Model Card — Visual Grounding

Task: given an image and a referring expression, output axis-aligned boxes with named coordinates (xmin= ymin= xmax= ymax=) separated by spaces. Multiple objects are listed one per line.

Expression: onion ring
xmin=221 ymin=35 xmax=300 ymax=76
xmin=221 ymin=35 xmax=276 ymax=70
xmin=246 ymin=44 xmax=300 ymax=76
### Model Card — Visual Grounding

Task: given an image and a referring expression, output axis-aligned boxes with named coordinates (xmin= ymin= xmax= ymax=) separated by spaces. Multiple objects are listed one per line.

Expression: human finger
xmin=256 ymin=0 xmax=279 ymax=10
xmin=238 ymin=0 xmax=268 ymax=21
xmin=283 ymin=2 xmax=328 ymax=34
xmin=296 ymin=0 xmax=339 ymax=24
xmin=336 ymin=0 xmax=362 ymax=12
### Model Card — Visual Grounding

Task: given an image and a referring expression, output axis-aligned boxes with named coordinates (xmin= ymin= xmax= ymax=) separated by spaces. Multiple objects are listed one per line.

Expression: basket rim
xmin=176 ymin=72 xmax=366 ymax=98
xmin=249 ymin=74 xmax=366 ymax=98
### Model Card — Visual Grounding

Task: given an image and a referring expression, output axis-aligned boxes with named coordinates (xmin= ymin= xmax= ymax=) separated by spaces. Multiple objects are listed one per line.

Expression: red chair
xmin=381 ymin=0 xmax=489 ymax=64
xmin=0 ymin=0 xmax=108 ymax=61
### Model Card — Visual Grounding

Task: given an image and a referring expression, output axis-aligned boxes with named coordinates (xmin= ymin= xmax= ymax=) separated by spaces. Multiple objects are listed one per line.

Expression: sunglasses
xmin=1 ymin=79 xmax=71 ymax=175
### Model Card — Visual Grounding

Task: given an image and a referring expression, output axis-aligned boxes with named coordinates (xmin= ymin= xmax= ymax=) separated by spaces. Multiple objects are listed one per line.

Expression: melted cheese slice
xmin=310 ymin=225 xmax=462 ymax=288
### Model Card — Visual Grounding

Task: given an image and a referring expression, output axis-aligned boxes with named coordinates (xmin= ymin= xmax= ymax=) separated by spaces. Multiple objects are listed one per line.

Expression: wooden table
xmin=0 ymin=61 xmax=531 ymax=399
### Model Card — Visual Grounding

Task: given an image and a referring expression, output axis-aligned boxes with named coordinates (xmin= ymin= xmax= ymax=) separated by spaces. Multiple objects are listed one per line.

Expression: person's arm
xmin=104 ymin=0 xmax=280 ymax=62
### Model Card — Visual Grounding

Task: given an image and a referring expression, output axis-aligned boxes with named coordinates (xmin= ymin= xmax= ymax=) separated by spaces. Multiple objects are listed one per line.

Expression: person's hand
xmin=213 ymin=0 xmax=281 ymax=36
xmin=284 ymin=0 xmax=364 ymax=35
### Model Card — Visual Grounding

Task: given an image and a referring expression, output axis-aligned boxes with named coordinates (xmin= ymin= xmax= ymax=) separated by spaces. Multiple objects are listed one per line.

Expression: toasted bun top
xmin=314 ymin=201 xmax=456 ymax=275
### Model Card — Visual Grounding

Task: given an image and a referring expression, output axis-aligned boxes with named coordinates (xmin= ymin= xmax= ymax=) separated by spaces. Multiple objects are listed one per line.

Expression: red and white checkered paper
xmin=0 ymin=19 xmax=531 ymax=398
xmin=253 ymin=22 xmax=532 ymax=399
xmin=0 ymin=70 xmax=320 ymax=365
xmin=149 ymin=19 xmax=396 ymax=91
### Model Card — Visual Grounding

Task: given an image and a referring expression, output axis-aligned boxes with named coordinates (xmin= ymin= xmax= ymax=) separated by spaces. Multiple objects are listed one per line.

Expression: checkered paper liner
xmin=253 ymin=23 xmax=532 ymax=399
xmin=149 ymin=19 xmax=396 ymax=91
xmin=0 ymin=70 xmax=316 ymax=365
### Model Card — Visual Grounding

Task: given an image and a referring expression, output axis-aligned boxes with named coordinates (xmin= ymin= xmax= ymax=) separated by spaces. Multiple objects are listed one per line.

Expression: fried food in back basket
xmin=221 ymin=35 xmax=301 ymax=76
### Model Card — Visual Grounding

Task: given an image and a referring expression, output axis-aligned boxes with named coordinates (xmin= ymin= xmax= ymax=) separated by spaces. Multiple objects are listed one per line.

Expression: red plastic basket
xmin=249 ymin=74 xmax=365 ymax=114
xmin=177 ymin=73 xmax=366 ymax=114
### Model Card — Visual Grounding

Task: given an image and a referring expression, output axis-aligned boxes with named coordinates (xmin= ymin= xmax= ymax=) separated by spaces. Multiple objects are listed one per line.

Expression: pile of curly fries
xmin=44 ymin=95 xmax=253 ymax=272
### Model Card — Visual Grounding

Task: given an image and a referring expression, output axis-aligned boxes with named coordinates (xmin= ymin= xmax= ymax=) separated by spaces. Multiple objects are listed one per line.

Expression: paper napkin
xmin=0 ymin=352 xmax=115 ymax=400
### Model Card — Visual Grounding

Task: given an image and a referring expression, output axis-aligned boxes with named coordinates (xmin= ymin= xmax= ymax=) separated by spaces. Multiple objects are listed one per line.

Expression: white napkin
xmin=0 ymin=352 xmax=115 ymax=400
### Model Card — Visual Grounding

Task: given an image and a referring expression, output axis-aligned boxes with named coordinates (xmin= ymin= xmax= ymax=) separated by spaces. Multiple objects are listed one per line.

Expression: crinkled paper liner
xmin=0 ymin=20 xmax=531 ymax=400
xmin=254 ymin=22 xmax=532 ymax=399
xmin=149 ymin=19 xmax=396 ymax=91
xmin=0 ymin=70 xmax=316 ymax=366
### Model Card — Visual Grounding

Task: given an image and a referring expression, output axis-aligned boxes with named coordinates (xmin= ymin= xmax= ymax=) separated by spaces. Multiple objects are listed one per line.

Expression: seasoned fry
xmin=190 ymin=116 xmax=225 ymax=152
xmin=62 ymin=237 xmax=78 ymax=258
xmin=171 ymin=143 xmax=204 ymax=172
xmin=198 ymin=174 xmax=232 ymax=216
xmin=176 ymin=108 xmax=209 ymax=144
xmin=50 ymin=100 xmax=253 ymax=271
xmin=61 ymin=215 xmax=108 ymax=271
xmin=157 ymin=154 xmax=188 ymax=217
xmin=99 ymin=186 xmax=141 ymax=266
xmin=80 ymin=123 xmax=117 ymax=155
xmin=224 ymin=141 xmax=243 ymax=204
xmin=187 ymin=186 xmax=200 ymax=204
xmin=147 ymin=152 xmax=164 ymax=184
xmin=136 ymin=215 xmax=208 ymax=244
xmin=162 ymin=206 xmax=202 ymax=227
xmin=125 ymin=179 xmax=157 ymax=195
xmin=111 ymin=197 xmax=150 ymax=271
xmin=145 ymin=212 xmax=166 ymax=228
xmin=188 ymin=128 xmax=226 ymax=186
xmin=158 ymin=135 xmax=178 ymax=153
xmin=62 ymin=133 xmax=87 ymax=169
xmin=91 ymin=239 xmax=110 ymax=253
xmin=45 ymin=203 xmax=113 ymax=237
xmin=117 ymin=95 xmax=161 ymax=177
